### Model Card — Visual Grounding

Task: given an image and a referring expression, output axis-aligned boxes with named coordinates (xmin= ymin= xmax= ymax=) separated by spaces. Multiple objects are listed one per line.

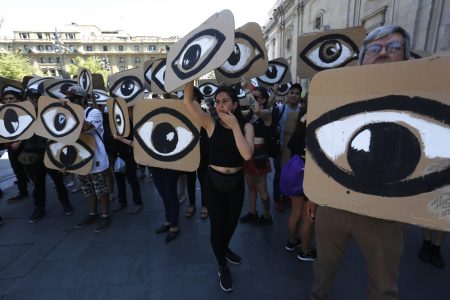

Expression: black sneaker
xmin=285 ymin=239 xmax=302 ymax=251
xmin=63 ymin=204 xmax=74 ymax=216
xmin=165 ymin=230 xmax=179 ymax=243
xmin=255 ymin=215 xmax=273 ymax=226
xmin=431 ymin=245 xmax=446 ymax=268
xmin=94 ymin=216 xmax=111 ymax=233
xmin=218 ymin=266 xmax=233 ymax=292
xmin=225 ymin=248 xmax=242 ymax=265
xmin=7 ymin=193 xmax=28 ymax=204
xmin=239 ymin=212 xmax=258 ymax=224
xmin=418 ymin=243 xmax=432 ymax=263
xmin=74 ymin=214 xmax=98 ymax=228
xmin=155 ymin=224 xmax=170 ymax=234
xmin=297 ymin=250 xmax=316 ymax=262
xmin=29 ymin=208 xmax=46 ymax=223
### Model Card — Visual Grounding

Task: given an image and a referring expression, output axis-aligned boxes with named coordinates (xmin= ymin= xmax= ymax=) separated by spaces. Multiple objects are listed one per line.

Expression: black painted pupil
xmin=182 ymin=44 xmax=202 ymax=70
xmin=54 ymin=113 xmax=66 ymax=131
xmin=60 ymin=146 xmax=78 ymax=166
xmin=319 ymin=40 xmax=342 ymax=63
xmin=60 ymin=83 xmax=73 ymax=94
xmin=152 ymin=123 xmax=178 ymax=154
xmin=81 ymin=74 xmax=88 ymax=89
xmin=4 ymin=109 xmax=19 ymax=134
xmin=227 ymin=44 xmax=241 ymax=66
xmin=279 ymin=84 xmax=289 ymax=93
xmin=203 ymin=86 xmax=212 ymax=96
xmin=115 ymin=114 xmax=122 ymax=125
xmin=121 ymin=80 xmax=135 ymax=96
xmin=347 ymin=122 xmax=421 ymax=186
xmin=266 ymin=66 xmax=278 ymax=79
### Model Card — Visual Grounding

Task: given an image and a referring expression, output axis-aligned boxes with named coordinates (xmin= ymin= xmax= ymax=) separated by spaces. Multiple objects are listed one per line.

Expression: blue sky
xmin=0 ymin=0 xmax=278 ymax=37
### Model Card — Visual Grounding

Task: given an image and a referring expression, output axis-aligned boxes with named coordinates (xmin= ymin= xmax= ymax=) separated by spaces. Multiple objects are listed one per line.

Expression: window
xmin=103 ymin=45 xmax=108 ymax=51
xmin=48 ymin=57 xmax=53 ymax=63
xmin=314 ymin=15 xmax=322 ymax=30
xmin=119 ymin=57 xmax=125 ymax=63
xmin=65 ymin=33 xmax=76 ymax=39
xmin=86 ymin=46 xmax=93 ymax=51
xmin=46 ymin=45 xmax=53 ymax=51
xmin=40 ymin=57 xmax=45 ymax=63
xmin=23 ymin=45 xmax=29 ymax=52
xmin=69 ymin=45 xmax=75 ymax=53
xmin=286 ymin=38 xmax=291 ymax=50
xmin=120 ymin=67 xmax=126 ymax=72
xmin=37 ymin=33 xmax=43 ymax=39
xmin=134 ymin=57 xmax=141 ymax=63
xmin=165 ymin=45 xmax=170 ymax=51
xmin=118 ymin=45 xmax=124 ymax=51
xmin=148 ymin=45 xmax=156 ymax=51
xmin=20 ymin=33 xmax=30 ymax=39
xmin=37 ymin=45 xmax=44 ymax=51
xmin=50 ymin=69 xmax=56 ymax=76
xmin=134 ymin=45 xmax=139 ymax=51
xmin=56 ymin=57 xmax=60 ymax=64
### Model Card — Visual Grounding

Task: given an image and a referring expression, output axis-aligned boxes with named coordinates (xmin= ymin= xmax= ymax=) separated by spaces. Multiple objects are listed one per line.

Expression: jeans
xmin=151 ymin=168 xmax=180 ymax=227
xmin=115 ymin=154 xmax=142 ymax=205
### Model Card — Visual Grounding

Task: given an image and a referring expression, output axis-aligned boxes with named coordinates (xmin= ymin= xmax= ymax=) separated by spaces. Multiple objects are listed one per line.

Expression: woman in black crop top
xmin=184 ymin=81 xmax=254 ymax=292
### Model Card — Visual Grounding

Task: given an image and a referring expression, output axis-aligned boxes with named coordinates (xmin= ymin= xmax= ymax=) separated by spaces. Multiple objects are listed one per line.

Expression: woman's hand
xmin=218 ymin=111 xmax=239 ymax=130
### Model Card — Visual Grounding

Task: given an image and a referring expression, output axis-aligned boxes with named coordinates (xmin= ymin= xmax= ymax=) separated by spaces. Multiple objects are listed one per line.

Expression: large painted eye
xmin=198 ymin=82 xmax=218 ymax=97
xmin=113 ymin=99 xmax=126 ymax=136
xmin=171 ymin=29 xmax=225 ymax=80
xmin=275 ymin=82 xmax=291 ymax=96
xmin=307 ymin=95 xmax=450 ymax=197
xmin=109 ymin=76 xmax=144 ymax=103
xmin=257 ymin=60 xmax=289 ymax=86
xmin=0 ymin=104 xmax=35 ymax=141
xmin=40 ymin=103 xmax=80 ymax=139
xmin=231 ymin=83 xmax=246 ymax=100
xmin=151 ymin=58 xmax=167 ymax=93
xmin=26 ymin=77 xmax=49 ymax=94
xmin=45 ymin=80 xmax=78 ymax=99
xmin=79 ymin=69 xmax=91 ymax=92
xmin=144 ymin=62 xmax=154 ymax=90
xmin=217 ymin=32 xmax=265 ymax=78
xmin=46 ymin=138 xmax=94 ymax=171
xmin=134 ymin=107 xmax=200 ymax=161
xmin=91 ymin=89 xmax=109 ymax=105
xmin=300 ymin=34 xmax=359 ymax=71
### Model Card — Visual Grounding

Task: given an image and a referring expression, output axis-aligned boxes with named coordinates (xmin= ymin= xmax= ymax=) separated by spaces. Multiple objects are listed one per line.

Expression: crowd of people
xmin=0 ymin=24 xmax=448 ymax=297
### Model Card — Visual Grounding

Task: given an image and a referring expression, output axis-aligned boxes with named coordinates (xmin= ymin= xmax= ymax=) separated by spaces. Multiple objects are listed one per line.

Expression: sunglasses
xmin=365 ymin=41 xmax=404 ymax=57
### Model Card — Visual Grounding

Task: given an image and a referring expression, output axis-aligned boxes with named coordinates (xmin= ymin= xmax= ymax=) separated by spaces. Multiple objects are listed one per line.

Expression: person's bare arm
xmin=183 ymin=81 xmax=214 ymax=135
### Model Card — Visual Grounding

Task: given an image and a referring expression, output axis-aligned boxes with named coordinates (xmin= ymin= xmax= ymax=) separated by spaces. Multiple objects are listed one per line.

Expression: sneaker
xmin=418 ymin=242 xmax=432 ymax=263
xmin=297 ymin=248 xmax=317 ymax=262
xmin=239 ymin=212 xmax=258 ymax=224
xmin=431 ymin=245 xmax=446 ymax=268
xmin=255 ymin=215 xmax=273 ymax=226
xmin=218 ymin=266 xmax=233 ymax=292
xmin=155 ymin=224 xmax=170 ymax=234
xmin=285 ymin=239 xmax=302 ymax=251
xmin=71 ymin=186 xmax=80 ymax=193
xmin=29 ymin=208 xmax=46 ymax=223
xmin=225 ymin=248 xmax=242 ymax=265
xmin=274 ymin=197 xmax=285 ymax=213
xmin=63 ymin=204 xmax=74 ymax=216
xmin=165 ymin=230 xmax=179 ymax=243
xmin=113 ymin=202 xmax=127 ymax=212
xmin=94 ymin=216 xmax=111 ymax=233
xmin=74 ymin=214 xmax=98 ymax=228
xmin=7 ymin=193 xmax=28 ymax=203
xmin=128 ymin=204 xmax=143 ymax=214
xmin=66 ymin=181 xmax=75 ymax=188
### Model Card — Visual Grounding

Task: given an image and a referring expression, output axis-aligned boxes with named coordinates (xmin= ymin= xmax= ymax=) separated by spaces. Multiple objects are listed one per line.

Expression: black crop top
xmin=209 ymin=122 xmax=244 ymax=168
xmin=252 ymin=117 xmax=266 ymax=139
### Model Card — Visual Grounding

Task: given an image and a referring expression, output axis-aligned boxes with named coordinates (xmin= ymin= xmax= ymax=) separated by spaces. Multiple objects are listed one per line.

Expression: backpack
xmin=265 ymin=104 xmax=285 ymax=158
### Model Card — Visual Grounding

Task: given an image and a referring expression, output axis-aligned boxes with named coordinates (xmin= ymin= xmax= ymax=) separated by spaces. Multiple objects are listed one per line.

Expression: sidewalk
xmin=0 ymin=162 xmax=448 ymax=299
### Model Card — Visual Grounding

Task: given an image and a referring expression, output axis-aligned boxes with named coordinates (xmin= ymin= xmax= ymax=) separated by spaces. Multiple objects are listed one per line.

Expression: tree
xmin=0 ymin=52 xmax=34 ymax=80
xmin=68 ymin=56 xmax=110 ymax=86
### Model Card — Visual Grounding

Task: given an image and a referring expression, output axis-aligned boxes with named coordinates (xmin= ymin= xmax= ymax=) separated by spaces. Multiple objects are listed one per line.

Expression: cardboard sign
xmin=297 ymin=26 xmax=366 ymax=79
xmin=257 ymin=58 xmax=291 ymax=89
xmin=90 ymin=89 xmax=109 ymax=106
xmin=44 ymin=133 xmax=95 ymax=175
xmin=133 ymin=100 xmax=201 ymax=172
xmin=0 ymin=101 xmax=36 ymax=143
xmin=77 ymin=68 xmax=93 ymax=97
xmin=215 ymin=22 xmax=268 ymax=85
xmin=150 ymin=58 xmax=168 ymax=94
xmin=230 ymin=82 xmax=249 ymax=107
xmin=108 ymin=67 xmax=145 ymax=106
xmin=107 ymin=97 xmax=130 ymax=137
xmin=23 ymin=76 xmax=50 ymax=95
xmin=0 ymin=76 xmax=23 ymax=98
xmin=43 ymin=79 xmax=79 ymax=99
xmin=34 ymin=96 xmax=84 ymax=144
xmin=197 ymin=79 xmax=219 ymax=98
xmin=164 ymin=10 xmax=235 ymax=92
xmin=275 ymin=82 xmax=292 ymax=96
xmin=143 ymin=58 xmax=158 ymax=92
xmin=304 ymin=54 xmax=450 ymax=231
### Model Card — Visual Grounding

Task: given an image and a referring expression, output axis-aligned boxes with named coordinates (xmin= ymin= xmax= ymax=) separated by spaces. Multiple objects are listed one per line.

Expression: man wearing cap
xmin=67 ymin=86 xmax=111 ymax=232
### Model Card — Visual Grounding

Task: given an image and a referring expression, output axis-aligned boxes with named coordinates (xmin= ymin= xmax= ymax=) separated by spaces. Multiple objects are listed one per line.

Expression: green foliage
xmin=68 ymin=56 xmax=110 ymax=85
xmin=0 ymin=52 xmax=34 ymax=80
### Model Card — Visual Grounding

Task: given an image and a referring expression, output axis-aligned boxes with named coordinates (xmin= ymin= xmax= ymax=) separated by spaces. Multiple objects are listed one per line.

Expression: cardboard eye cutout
xmin=275 ymin=82 xmax=292 ymax=96
xmin=106 ymin=97 xmax=130 ymax=137
xmin=304 ymin=54 xmax=450 ymax=231
xmin=150 ymin=58 xmax=168 ymax=94
xmin=133 ymin=100 xmax=201 ymax=172
xmin=34 ymin=96 xmax=84 ymax=144
xmin=43 ymin=79 xmax=78 ymax=99
xmin=215 ymin=22 xmax=268 ymax=85
xmin=108 ymin=67 xmax=145 ymax=106
xmin=77 ymin=68 xmax=93 ymax=97
xmin=0 ymin=101 xmax=36 ymax=143
xmin=297 ymin=26 xmax=365 ymax=79
xmin=143 ymin=58 xmax=158 ymax=92
xmin=197 ymin=79 xmax=219 ymax=98
xmin=90 ymin=89 xmax=110 ymax=106
xmin=257 ymin=58 xmax=291 ymax=89
xmin=0 ymin=77 xmax=24 ymax=99
xmin=44 ymin=133 xmax=95 ymax=175
xmin=23 ymin=76 xmax=49 ymax=95
xmin=164 ymin=9 xmax=235 ymax=92
xmin=230 ymin=82 xmax=249 ymax=107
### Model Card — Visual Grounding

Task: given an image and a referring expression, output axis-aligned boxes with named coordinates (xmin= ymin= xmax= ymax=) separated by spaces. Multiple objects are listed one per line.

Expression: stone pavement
xmin=0 ymin=154 xmax=449 ymax=299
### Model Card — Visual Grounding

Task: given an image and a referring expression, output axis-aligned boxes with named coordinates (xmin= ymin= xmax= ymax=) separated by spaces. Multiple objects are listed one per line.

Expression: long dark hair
xmin=214 ymin=85 xmax=245 ymax=126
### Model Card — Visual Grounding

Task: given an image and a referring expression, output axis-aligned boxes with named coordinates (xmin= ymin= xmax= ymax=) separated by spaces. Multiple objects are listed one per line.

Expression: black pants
xmin=115 ymin=154 xmax=142 ymax=205
xmin=23 ymin=159 xmax=70 ymax=209
xmin=151 ymin=168 xmax=180 ymax=228
xmin=8 ymin=149 xmax=28 ymax=195
xmin=205 ymin=167 xmax=244 ymax=267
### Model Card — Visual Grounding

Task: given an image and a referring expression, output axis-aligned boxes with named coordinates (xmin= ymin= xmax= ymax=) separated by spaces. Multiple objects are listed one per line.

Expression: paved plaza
xmin=0 ymin=152 xmax=449 ymax=299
